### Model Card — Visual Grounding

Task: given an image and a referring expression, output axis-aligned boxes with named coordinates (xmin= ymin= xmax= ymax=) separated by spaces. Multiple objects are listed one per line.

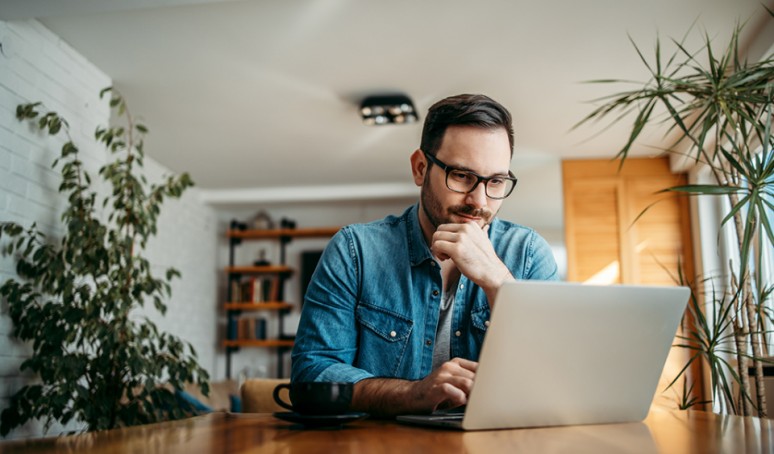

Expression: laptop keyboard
xmin=425 ymin=414 xmax=464 ymax=421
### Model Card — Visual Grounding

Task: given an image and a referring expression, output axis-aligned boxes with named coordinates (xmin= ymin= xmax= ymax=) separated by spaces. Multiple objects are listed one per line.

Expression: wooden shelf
xmin=226 ymin=265 xmax=293 ymax=275
xmin=224 ymin=225 xmax=339 ymax=378
xmin=223 ymin=339 xmax=294 ymax=348
xmin=224 ymin=302 xmax=293 ymax=311
xmin=227 ymin=227 xmax=340 ymax=240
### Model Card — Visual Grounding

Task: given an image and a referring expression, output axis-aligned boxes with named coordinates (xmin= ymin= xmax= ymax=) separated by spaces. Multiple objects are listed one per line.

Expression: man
xmin=291 ymin=94 xmax=558 ymax=416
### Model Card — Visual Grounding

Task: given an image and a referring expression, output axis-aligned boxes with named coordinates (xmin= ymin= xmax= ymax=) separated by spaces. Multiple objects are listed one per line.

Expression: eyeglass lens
xmin=445 ymin=170 xmax=514 ymax=199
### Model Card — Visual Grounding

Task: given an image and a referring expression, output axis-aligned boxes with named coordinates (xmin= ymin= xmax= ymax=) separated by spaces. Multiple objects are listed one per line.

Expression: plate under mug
xmin=273 ymin=411 xmax=369 ymax=427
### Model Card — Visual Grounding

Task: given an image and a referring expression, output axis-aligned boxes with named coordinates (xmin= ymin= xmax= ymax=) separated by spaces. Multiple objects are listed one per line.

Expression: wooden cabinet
xmin=224 ymin=227 xmax=339 ymax=378
xmin=562 ymin=157 xmax=694 ymax=285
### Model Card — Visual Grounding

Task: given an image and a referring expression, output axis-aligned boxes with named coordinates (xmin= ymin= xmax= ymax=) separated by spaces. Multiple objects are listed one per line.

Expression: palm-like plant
xmin=577 ymin=12 xmax=774 ymax=417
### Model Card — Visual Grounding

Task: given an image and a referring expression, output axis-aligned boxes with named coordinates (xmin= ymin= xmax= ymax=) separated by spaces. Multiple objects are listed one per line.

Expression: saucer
xmin=273 ymin=411 xmax=369 ymax=428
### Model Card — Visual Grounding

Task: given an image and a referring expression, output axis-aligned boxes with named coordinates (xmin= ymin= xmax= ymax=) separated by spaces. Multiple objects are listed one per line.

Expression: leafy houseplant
xmin=577 ymin=13 xmax=774 ymax=417
xmin=0 ymin=89 xmax=210 ymax=435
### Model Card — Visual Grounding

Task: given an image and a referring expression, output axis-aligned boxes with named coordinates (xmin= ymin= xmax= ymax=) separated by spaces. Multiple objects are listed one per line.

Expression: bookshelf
xmin=224 ymin=226 xmax=340 ymax=379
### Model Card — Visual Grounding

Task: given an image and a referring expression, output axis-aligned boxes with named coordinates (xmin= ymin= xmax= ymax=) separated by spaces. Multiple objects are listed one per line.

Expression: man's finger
xmin=451 ymin=357 xmax=479 ymax=372
xmin=437 ymin=383 xmax=467 ymax=408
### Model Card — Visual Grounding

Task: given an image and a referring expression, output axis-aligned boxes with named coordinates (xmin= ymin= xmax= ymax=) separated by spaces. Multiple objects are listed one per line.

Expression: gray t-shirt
xmin=432 ymin=283 xmax=458 ymax=370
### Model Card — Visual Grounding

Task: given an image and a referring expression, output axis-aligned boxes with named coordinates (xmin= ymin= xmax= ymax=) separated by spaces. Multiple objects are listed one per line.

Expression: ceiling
xmin=2 ymin=0 xmax=773 ymax=203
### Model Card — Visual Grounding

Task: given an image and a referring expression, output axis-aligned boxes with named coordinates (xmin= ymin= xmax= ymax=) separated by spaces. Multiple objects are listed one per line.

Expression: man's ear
xmin=410 ymin=149 xmax=426 ymax=187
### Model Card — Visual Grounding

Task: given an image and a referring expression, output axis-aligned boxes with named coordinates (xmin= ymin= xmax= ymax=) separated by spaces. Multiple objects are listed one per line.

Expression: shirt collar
xmin=406 ymin=203 xmax=434 ymax=267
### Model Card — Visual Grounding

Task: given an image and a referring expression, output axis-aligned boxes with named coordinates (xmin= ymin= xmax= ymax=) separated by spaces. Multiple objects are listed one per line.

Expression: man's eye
xmin=489 ymin=178 xmax=505 ymax=186
xmin=450 ymin=171 xmax=473 ymax=182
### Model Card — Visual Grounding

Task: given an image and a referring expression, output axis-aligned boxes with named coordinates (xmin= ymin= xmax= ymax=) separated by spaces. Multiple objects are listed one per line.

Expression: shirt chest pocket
xmin=355 ymin=301 xmax=413 ymax=377
xmin=469 ymin=306 xmax=491 ymax=348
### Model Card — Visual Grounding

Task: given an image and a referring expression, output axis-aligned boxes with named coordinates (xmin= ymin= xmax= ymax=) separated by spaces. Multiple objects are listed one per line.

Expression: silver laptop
xmin=397 ymin=280 xmax=689 ymax=430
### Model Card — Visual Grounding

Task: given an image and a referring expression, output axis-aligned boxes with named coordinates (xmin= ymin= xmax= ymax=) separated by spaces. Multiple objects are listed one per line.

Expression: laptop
xmin=396 ymin=280 xmax=689 ymax=431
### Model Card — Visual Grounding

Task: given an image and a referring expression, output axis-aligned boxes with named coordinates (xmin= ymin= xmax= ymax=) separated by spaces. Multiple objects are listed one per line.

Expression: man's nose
xmin=465 ymin=182 xmax=488 ymax=208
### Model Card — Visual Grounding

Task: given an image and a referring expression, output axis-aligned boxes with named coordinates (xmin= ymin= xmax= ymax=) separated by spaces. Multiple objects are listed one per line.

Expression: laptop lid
xmin=461 ymin=280 xmax=689 ymax=430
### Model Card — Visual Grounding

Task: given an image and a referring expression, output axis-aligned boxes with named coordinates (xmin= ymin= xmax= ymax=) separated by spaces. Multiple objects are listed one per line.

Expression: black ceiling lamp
xmin=360 ymin=94 xmax=419 ymax=126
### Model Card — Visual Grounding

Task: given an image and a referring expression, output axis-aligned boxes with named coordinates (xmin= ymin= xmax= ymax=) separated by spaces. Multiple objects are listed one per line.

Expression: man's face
xmin=417 ymin=125 xmax=512 ymax=231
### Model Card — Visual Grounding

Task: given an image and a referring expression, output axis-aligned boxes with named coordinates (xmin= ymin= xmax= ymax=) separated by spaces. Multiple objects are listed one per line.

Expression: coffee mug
xmin=273 ymin=381 xmax=353 ymax=415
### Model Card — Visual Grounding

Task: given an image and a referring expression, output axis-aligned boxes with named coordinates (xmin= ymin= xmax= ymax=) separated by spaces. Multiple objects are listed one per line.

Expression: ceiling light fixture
xmin=360 ymin=94 xmax=418 ymax=126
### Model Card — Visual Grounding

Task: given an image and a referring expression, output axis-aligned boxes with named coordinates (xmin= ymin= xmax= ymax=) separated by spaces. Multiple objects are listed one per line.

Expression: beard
xmin=420 ymin=173 xmax=496 ymax=229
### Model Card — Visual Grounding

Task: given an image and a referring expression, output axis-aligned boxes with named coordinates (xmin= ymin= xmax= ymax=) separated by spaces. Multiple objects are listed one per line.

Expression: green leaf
xmin=663 ymin=184 xmax=741 ymax=195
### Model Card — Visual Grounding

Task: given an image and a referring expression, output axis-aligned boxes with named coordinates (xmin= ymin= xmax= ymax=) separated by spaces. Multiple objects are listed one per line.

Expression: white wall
xmin=0 ymin=20 xmax=217 ymax=439
xmin=139 ymin=159 xmax=219 ymax=380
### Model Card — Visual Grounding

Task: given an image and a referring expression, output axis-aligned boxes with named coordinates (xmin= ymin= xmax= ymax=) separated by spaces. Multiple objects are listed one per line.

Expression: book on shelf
xmin=227 ymin=318 xmax=237 ymax=340
xmin=230 ymin=279 xmax=241 ymax=303
xmin=236 ymin=316 xmax=267 ymax=340
xmin=231 ymin=276 xmax=278 ymax=303
xmin=266 ymin=276 xmax=279 ymax=302
xmin=240 ymin=278 xmax=260 ymax=303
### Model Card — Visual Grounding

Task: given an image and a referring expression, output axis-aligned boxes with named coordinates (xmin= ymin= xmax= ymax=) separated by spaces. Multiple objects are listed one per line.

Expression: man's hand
xmin=413 ymin=357 xmax=478 ymax=412
xmin=431 ymin=223 xmax=515 ymax=304
xmin=351 ymin=358 xmax=478 ymax=417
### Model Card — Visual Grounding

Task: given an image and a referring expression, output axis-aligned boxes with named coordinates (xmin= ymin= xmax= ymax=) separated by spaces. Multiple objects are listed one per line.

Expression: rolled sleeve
xmin=524 ymin=230 xmax=560 ymax=281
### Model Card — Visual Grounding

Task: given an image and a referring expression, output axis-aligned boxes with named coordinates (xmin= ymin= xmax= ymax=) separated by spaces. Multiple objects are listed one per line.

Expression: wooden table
xmin=0 ymin=409 xmax=771 ymax=453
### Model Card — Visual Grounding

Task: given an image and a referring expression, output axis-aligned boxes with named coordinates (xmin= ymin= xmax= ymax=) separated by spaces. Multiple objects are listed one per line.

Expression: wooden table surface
xmin=0 ymin=409 xmax=771 ymax=454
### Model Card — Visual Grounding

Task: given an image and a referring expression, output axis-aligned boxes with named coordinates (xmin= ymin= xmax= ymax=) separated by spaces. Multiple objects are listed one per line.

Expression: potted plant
xmin=576 ymin=12 xmax=774 ymax=417
xmin=0 ymin=88 xmax=210 ymax=435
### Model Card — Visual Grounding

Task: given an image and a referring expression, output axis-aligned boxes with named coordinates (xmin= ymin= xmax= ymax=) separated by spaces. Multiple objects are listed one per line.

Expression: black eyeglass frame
xmin=423 ymin=151 xmax=517 ymax=200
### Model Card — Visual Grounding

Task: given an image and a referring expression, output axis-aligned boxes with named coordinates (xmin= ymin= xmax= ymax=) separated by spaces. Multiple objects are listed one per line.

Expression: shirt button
xmin=425 ymin=339 xmax=432 ymax=346
xmin=484 ymin=320 xmax=490 ymax=327
xmin=432 ymin=290 xmax=439 ymax=297
xmin=459 ymin=284 xmax=464 ymax=290
xmin=390 ymin=330 xmax=397 ymax=338
xmin=430 ymin=262 xmax=436 ymax=267
xmin=455 ymin=330 xmax=461 ymax=337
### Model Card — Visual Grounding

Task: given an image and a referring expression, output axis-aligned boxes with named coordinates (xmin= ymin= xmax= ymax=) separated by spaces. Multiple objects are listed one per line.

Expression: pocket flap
xmin=356 ymin=302 xmax=413 ymax=342
xmin=471 ymin=306 xmax=491 ymax=332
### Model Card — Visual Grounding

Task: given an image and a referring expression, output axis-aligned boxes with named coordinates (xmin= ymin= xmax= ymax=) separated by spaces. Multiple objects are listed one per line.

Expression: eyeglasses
xmin=423 ymin=151 xmax=517 ymax=200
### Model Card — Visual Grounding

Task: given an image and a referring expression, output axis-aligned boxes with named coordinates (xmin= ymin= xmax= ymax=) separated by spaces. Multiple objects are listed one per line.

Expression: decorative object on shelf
xmin=0 ymin=89 xmax=209 ymax=436
xmin=254 ymin=249 xmax=271 ymax=267
xmin=280 ymin=217 xmax=297 ymax=230
xmin=252 ymin=211 xmax=275 ymax=230
xmin=360 ymin=94 xmax=418 ymax=125
xmin=230 ymin=219 xmax=247 ymax=231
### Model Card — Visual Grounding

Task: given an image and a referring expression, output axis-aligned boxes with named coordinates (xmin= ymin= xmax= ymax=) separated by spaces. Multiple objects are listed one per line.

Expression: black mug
xmin=273 ymin=382 xmax=353 ymax=415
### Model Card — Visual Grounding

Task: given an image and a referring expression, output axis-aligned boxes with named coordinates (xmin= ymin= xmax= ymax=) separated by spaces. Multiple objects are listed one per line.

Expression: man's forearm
xmin=351 ymin=378 xmax=420 ymax=417
xmin=350 ymin=358 xmax=475 ymax=417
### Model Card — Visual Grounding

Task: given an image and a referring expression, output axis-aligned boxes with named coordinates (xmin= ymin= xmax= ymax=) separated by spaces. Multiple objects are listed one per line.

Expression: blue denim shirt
xmin=291 ymin=204 xmax=558 ymax=384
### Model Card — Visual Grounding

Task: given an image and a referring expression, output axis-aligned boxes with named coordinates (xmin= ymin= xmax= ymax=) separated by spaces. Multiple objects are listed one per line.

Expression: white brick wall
xmin=140 ymin=158 xmax=218 ymax=379
xmin=0 ymin=20 xmax=218 ymax=439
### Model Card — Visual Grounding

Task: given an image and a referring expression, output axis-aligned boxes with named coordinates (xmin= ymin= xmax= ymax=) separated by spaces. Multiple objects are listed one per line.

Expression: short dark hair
xmin=419 ymin=94 xmax=514 ymax=158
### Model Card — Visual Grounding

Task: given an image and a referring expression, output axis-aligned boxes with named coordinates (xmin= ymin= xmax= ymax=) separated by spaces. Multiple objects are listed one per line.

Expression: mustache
xmin=449 ymin=205 xmax=492 ymax=218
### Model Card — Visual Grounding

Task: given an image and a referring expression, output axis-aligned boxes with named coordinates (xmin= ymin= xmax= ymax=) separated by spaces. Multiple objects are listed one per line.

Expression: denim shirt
xmin=291 ymin=204 xmax=559 ymax=384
